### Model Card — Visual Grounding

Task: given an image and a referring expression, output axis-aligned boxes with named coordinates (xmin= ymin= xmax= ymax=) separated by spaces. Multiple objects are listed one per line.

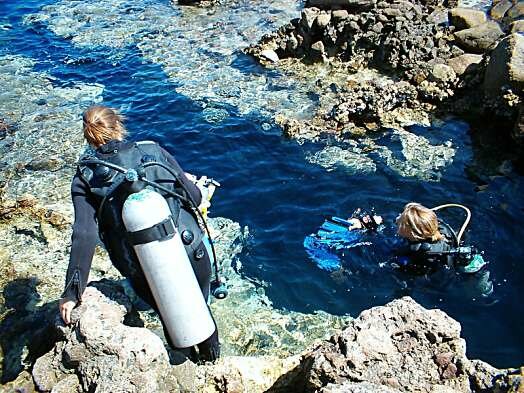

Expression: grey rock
xmin=430 ymin=63 xmax=456 ymax=83
xmin=513 ymin=103 xmax=524 ymax=144
xmin=305 ymin=0 xmax=376 ymax=10
xmin=449 ymin=8 xmax=487 ymax=30
xmin=490 ymin=0 xmax=513 ymax=20
xmin=316 ymin=12 xmax=332 ymax=28
xmin=484 ymin=33 xmax=524 ymax=97
xmin=506 ymin=2 xmax=524 ymax=22
xmin=332 ymin=9 xmax=350 ymax=21
xmin=32 ymin=287 xmax=179 ymax=393
xmin=301 ymin=8 xmax=321 ymax=31
xmin=454 ymin=21 xmax=505 ymax=53
xmin=270 ymin=297 xmax=506 ymax=392
xmin=260 ymin=49 xmax=279 ymax=63
xmin=446 ymin=53 xmax=483 ymax=75
xmin=320 ymin=381 xmax=401 ymax=392
xmin=510 ymin=19 xmax=524 ymax=33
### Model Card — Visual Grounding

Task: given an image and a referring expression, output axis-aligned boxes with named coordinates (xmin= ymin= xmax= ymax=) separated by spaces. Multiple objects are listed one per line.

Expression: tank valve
xmin=211 ymin=279 xmax=228 ymax=299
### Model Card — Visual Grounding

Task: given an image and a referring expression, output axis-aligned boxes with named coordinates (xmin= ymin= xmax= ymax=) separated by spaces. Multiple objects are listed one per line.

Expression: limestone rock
xmin=446 ymin=53 xmax=483 ymax=75
xmin=454 ymin=21 xmax=505 ymax=53
xmin=484 ymin=33 xmax=524 ymax=98
xmin=32 ymin=286 xmax=179 ymax=393
xmin=510 ymin=20 xmax=524 ymax=33
xmin=430 ymin=63 xmax=456 ymax=83
xmin=490 ymin=0 xmax=513 ymax=20
xmin=271 ymin=297 xmax=506 ymax=392
xmin=506 ymin=2 xmax=524 ymax=23
xmin=305 ymin=0 xmax=377 ymax=11
xmin=449 ymin=8 xmax=487 ymax=30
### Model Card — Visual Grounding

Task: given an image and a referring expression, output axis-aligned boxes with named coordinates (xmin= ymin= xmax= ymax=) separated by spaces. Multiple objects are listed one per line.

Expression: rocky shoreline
xmin=1 ymin=1 xmax=524 ymax=392
xmin=246 ymin=0 xmax=523 ymax=144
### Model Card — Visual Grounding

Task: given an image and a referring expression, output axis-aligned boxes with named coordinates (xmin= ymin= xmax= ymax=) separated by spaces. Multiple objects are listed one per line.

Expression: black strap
xmin=128 ymin=217 xmax=176 ymax=245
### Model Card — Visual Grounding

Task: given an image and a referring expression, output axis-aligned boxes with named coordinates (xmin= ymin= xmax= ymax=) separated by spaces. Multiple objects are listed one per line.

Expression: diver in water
xmin=304 ymin=203 xmax=492 ymax=295
xmin=59 ymin=105 xmax=221 ymax=362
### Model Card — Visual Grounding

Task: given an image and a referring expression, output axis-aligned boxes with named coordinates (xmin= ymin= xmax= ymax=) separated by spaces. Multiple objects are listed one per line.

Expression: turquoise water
xmin=1 ymin=0 xmax=523 ymax=368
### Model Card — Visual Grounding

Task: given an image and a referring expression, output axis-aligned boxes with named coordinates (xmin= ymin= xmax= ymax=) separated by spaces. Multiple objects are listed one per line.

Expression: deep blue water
xmin=2 ymin=0 xmax=523 ymax=368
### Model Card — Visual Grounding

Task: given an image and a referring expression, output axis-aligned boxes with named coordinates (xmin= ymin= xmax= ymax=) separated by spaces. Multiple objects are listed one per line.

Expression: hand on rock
xmin=59 ymin=298 xmax=77 ymax=325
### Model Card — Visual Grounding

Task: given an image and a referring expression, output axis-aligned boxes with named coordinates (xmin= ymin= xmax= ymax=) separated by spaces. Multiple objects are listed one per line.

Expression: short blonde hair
xmin=83 ymin=105 xmax=127 ymax=148
xmin=397 ymin=203 xmax=443 ymax=242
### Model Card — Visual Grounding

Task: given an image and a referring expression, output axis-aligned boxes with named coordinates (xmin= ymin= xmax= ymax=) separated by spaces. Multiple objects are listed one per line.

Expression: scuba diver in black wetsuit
xmin=304 ymin=203 xmax=492 ymax=295
xmin=59 ymin=105 xmax=226 ymax=362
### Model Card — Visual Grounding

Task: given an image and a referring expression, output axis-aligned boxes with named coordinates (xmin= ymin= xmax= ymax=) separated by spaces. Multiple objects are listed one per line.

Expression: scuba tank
xmin=122 ymin=188 xmax=216 ymax=347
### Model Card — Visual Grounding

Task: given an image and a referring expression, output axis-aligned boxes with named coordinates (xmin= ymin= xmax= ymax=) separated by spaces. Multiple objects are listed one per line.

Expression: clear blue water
xmin=2 ymin=0 xmax=523 ymax=368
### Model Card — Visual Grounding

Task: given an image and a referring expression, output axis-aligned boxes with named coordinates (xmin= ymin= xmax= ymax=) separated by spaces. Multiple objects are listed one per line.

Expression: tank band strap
xmin=128 ymin=217 xmax=176 ymax=245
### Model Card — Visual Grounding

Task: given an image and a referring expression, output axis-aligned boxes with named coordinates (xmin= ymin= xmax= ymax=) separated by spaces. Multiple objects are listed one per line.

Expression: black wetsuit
xmin=62 ymin=139 xmax=219 ymax=361
xmin=395 ymin=221 xmax=456 ymax=274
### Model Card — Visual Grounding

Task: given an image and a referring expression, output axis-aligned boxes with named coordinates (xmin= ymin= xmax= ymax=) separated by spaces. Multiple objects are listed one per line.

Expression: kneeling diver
xmin=59 ymin=105 xmax=226 ymax=362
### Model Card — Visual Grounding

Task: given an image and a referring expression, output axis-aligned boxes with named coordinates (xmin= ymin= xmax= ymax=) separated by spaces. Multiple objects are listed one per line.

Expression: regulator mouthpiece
xmin=211 ymin=279 xmax=228 ymax=299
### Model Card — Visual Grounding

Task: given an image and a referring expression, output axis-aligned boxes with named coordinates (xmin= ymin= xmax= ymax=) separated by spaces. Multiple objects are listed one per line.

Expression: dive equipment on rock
xmin=123 ymin=189 xmax=215 ymax=347
xmin=78 ymin=149 xmax=227 ymax=299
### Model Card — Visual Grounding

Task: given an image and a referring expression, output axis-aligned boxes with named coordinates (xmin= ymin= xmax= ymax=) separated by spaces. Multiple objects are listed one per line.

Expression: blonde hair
xmin=397 ymin=202 xmax=443 ymax=242
xmin=83 ymin=105 xmax=127 ymax=148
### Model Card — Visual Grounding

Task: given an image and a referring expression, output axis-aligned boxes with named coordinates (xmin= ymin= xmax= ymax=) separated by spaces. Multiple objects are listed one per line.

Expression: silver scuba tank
xmin=122 ymin=188 xmax=215 ymax=348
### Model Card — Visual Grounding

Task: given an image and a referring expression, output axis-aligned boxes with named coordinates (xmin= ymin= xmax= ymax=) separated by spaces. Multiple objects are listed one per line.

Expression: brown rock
xmin=484 ymin=33 xmax=524 ymax=97
xmin=449 ymin=7 xmax=487 ymax=30
xmin=513 ymin=103 xmax=524 ymax=144
xmin=446 ymin=53 xmax=483 ymax=75
xmin=454 ymin=21 xmax=505 ymax=53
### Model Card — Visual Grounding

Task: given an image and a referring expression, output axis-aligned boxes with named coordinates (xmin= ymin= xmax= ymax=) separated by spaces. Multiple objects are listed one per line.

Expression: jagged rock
xmin=510 ymin=20 xmax=524 ymax=33
xmin=305 ymin=0 xmax=376 ymax=10
xmin=449 ymin=8 xmax=487 ymax=30
xmin=513 ymin=103 xmax=524 ymax=144
xmin=490 ymin=0 xmax=513 ymax=20
xmin=484 ymin=33 xmax=524 ymax=98
xmin=270 ymin=297 xmax=505 ymax=392
xmin=454 ymin=21 xmax=505 ymax=53
xmin=430 ymin=63 xmax=456 ymax=83
xmin=32 ymin=286 xmax=179 ymax=393
xmin=446 ymin=53 xmax=483 ymax=75
xmin=506 ymin=2 xmax=524 ymax=23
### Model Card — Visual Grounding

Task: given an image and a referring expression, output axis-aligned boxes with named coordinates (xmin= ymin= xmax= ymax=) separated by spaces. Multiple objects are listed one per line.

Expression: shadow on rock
xmin=0 ymin=277 xmax=57 ymax=383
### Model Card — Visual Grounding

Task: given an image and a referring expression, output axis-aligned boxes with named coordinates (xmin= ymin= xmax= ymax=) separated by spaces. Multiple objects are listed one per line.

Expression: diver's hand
xmin=347 ymin=218 xmax=363 ymax=230
xmin=59 ymin=298 xmax=77 ymax=325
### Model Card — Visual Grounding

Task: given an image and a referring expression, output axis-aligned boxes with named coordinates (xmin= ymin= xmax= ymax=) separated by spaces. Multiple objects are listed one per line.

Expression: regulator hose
xmin=79 ymin=158 xmax=223 ymax=291
xmin=431 ymin=203 xmax=471 ymax=245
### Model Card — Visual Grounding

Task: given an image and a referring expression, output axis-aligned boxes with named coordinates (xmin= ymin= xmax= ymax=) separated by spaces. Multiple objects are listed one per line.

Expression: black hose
xmin=141 ymin=161 xmax=221 ymax=284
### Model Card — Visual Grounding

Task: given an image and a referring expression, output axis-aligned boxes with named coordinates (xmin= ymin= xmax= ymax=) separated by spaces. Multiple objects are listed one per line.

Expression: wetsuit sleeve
xmin=159 ymin=146 xmax=202 ymax=205
xmin=62 ymin=174 xmax=99 ymax=302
